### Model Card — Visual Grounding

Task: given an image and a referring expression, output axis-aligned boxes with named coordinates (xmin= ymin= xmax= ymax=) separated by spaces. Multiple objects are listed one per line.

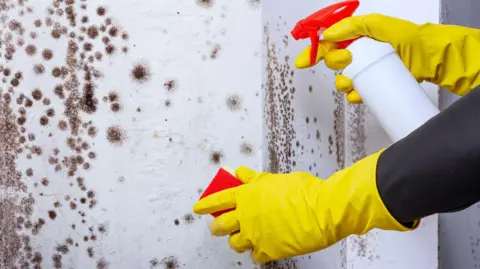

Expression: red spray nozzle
xmin=291 ymin=0 xmax=360 ymax=65
xmin=198 ymin=167 xmax=243 ymax=218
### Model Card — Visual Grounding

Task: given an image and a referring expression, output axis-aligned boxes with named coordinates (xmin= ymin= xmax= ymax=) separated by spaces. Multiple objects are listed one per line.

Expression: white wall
xmin=0 ymin=0 xmax=262 ymax=268
xmin=438 ymin=1 xmax=480 ymax=269
xmin=262 ymin=0 xmax=440 ymax=268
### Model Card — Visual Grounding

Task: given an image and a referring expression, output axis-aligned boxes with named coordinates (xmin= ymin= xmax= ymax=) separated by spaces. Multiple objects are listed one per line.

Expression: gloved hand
xmin=193 ymin=151 xmax=417 ymax=263
xmin=295 ymin=13 xmax=480 ymax=104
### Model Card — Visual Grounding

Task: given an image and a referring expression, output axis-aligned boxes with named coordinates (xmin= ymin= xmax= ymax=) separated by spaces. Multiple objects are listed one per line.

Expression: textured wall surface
xmin=262 ymin=0 xmax=440 ymax=268
xmin=0 ymin=0 xmax=262 ymax=268
xmin=439 ymin=1 xmax=480 ymax=269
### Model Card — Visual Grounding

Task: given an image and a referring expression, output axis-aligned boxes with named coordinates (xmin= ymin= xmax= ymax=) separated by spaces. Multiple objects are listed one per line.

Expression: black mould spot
xmin=110 ymin=102 xmax=121 ymax=112
xmin=174 ymin=219 xmax=180 ymax=226
xmin=106 ymin=125 xmax=126 ymax=146
xmin=108 ymin=26 xmax=118 ymax=37
xmin=164 ymin=80 xmax=176 ymax=92
xmin=197 ymin=0 xmax=213 ymax=8
xmin=131 ymin=63 xmax=151 ymax=84
xmin=48 ymin=210 xmax=57 ymax=220
xmin=240 ymin=142 xmax=253 ymax=156
xmin=105 ymin=44 xmax=116 ymax=55
xmin=52 ymin=254 xmax=62 ymax=268
xmin=56 ymin=244 xmax=68 ymax=254
xmin=40 ymin=116 xmax=49 ymax=126
xmin=42 ymin=49 xmax=53 ymax=60
xmin=51 ymin=29 xmax=61 ymax=39
xmin=88 ymin=126 xmax=98 ymax=137
xmin=97 ymin=6 xmax=107 ymax=16
xmin=87 ymin=26 xmax=99 ymax=39
xmin=226 ymin=95 xmax=242 ymax=111
xmin=183 ymin=213 xmax=195 ymax=224
xmin=33 ymin=64 xmax=45 ymax=74
xmin=108 ymin=92 xmax=119 ymax=102
xmin=150 ymin=258 xmax=159 ymax=267
xmin=209 ymin=151 xmax=223 ymax=164
xmin=161 ymin=256 xmax=180 ymax=269
xmin=164 ymin=99 xmax=171 ymax=107
xmin=210 ymin=44 xmax=221 ymax=59
xmin=32 ymin=89 xmax=42 ymax=100
xmin=97 ymin=258 xmax=109 ymax=269
xmin=87 ymin=247 xmax=94 ymax=258
xmin=25 ymin=44 xmax=36 ymax=56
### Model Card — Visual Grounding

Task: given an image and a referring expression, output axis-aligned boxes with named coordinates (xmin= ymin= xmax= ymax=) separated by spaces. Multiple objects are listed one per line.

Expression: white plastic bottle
xmin=342 ymin=37 xmax=440 ymax=142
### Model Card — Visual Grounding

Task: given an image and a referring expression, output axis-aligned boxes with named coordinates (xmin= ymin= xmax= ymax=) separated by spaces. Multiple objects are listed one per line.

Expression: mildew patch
xmin=209 ymin=151 xmax=223 ymax=165
xmin=196 ymin=0 xmax=214 ymax=8
xmin=261 ymin=259 xmax=298 ymax=269
xmin=106 ymin=125 xmax=126 ymax=146
xmin=1 ymin=0 xmax=133 ymax=267
xmin=263 ymin=24 xmax=296 ymax=173
xmin=347 ymin=104 xmax=366 ymax=162
xmin=210 ymin=44 xmax=221 ymax=59
xmin=161 ymin=256 xmax=180 ymax=269
xmin=240 ymin=142 xmax=253 ymax=156
xmin=164 ymin=79 xmax=177 ymax=92
xmin=333 ymin=91 xmax=345 ymax=169
xmin=226 ymin=94 xmax=242 ymax=111
xmin=247 ymin=0 xmax=261 ymax=9
xmin=130 ymin=62 xmax=151 ymax=84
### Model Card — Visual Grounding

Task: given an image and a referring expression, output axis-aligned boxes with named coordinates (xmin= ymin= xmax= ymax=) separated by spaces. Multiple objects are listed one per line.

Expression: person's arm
xmin=377 ymin=85 xmax=480 ymax=226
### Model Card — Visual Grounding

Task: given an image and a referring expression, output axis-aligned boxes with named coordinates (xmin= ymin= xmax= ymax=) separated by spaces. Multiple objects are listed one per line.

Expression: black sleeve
xmin=376 ymin=85 xmax=480 ymax=225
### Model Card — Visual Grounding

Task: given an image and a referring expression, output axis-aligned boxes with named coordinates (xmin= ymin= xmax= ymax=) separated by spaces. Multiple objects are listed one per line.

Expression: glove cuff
xmin=323 ymin=149 xmax=419 ymax=241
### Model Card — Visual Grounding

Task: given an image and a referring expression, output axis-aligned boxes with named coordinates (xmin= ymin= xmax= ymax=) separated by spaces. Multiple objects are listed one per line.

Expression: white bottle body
xmin=342 ymin=37 xmax=440 ymax=143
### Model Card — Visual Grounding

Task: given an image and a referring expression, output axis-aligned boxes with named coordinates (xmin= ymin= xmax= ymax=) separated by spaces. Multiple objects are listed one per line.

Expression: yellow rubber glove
xmin=295 ymin=13 xmax=480 ymax=104
xmin=193 ymin=150 xmax=417 ymax=263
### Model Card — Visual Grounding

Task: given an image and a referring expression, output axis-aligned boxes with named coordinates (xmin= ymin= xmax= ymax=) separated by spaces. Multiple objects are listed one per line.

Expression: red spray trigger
xmin=290 ymin=0 xmax=360 ymax=65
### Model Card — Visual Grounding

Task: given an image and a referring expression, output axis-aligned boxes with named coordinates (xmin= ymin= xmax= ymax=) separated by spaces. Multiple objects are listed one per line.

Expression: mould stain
xmin=196 ymin=0 xmax=213 ymax=8
xmin=240 ymin=142 xmax=253 ymax=156
xmin=164 ymin=79 xmax=176 ymax=92
xmin=262 ymin=259 xmax=299 ymax=269
xmin=210 ymin=44 xmax=221 ymax=59
xmin=226 ymin=94 xmax=242 ymax=111
xmin=161 ymin=256 xmax=180 ymax=269
xmin=97 ymin=258 xmax=109 ymax=269
xmin=0 ymin=1 xmax=133 ymax=267
xmin=131 ymin=63 xmax=151 ymax=84
xmin=25 ymin=44 xmax=36 ymax=56
xmin=97 ymin=6 xmax=107 ymax=16
xmin=150 ymin=258 xmax=159 ymax=268
xmin=263 ymin=24 xmax=295 ymax=173
xmin=209 ymin=151 xmax=223 ymax=165
xmin=347 ymin=104 xmax=367 ymax=162
xmin=333 ymin=91 xmax=345 ymax=169
xmin=106 ymin=125 xmax=126 ymax=146
xmin=182 ymin=213 xmax=195 ymax=224
xmin=33 ymin=64 xmax=45 ymax=74
xmin=42 ymin=48 xmax=53 ymax=60
xmin=247 ymin=0 xmax=260 ymax=8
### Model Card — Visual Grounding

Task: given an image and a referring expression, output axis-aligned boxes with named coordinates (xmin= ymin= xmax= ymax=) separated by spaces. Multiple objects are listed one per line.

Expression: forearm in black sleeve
xmin=376 ymin=85 xmax=480 ymax=225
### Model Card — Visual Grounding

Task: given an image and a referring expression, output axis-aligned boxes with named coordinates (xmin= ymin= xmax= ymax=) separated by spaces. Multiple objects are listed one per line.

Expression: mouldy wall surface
xmin=0 ymin=0 xmax=262 ymax=268
xmin=262 ymin=0 xmax=439 ymax=269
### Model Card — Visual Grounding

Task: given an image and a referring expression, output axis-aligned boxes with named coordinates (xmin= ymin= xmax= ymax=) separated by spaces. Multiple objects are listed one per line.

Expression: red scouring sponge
xmin=198 ymin=167 xmax=243 ymax=217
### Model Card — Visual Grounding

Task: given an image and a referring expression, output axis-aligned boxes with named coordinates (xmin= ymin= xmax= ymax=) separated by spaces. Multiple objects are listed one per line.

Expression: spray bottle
xmin=290 ymin=0 xmax=440 ymax=143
